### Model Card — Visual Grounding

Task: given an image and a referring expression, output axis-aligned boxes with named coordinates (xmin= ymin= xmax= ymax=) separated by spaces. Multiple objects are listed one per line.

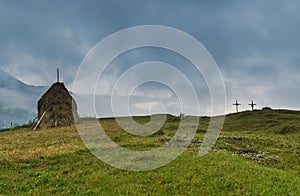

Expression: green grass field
xmin=0 ymin=108 xmax=299 ymax=195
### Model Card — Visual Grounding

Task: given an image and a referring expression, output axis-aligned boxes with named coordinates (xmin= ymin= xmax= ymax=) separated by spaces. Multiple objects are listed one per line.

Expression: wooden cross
xmin=233 ymin=100 xmax=241 ymax=113
xmin=249 ymin=100 xmax=256 ymax=111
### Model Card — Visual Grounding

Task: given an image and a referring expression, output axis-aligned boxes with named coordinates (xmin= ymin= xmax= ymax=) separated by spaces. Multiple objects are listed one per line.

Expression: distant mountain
xmin=0 ymin=70 xmax=48 ymax=129
xmin=0 ymin=69 xmax=47 ymax=94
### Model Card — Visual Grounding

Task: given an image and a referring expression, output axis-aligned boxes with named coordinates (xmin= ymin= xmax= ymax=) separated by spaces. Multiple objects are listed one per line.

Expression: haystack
xmin=34 ymin=82 xmax=79 ymax=129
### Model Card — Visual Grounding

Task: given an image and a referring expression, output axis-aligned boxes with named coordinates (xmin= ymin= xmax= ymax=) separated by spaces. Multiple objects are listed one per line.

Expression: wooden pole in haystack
xmin=57 ymin=68 xmax=59 ymax=83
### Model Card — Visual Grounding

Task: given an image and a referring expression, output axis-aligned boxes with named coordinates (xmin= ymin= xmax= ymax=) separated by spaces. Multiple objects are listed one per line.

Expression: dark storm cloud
xmin=0 ymin=0 xmax=300 ymax=115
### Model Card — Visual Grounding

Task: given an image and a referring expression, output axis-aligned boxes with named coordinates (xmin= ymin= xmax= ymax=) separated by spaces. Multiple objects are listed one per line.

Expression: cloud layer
xmin=1 ymin=0 xmax=300 ymax=116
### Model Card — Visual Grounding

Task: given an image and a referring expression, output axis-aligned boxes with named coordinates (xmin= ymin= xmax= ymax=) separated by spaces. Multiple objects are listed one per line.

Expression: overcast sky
xmin=1 ymin=0 xmax=300 ymax=116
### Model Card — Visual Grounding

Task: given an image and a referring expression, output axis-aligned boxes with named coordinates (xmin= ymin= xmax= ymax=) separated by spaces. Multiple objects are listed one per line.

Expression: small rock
xmin=191 ymin=139 xmax=202 ymax=143
xmin=255 ymin=153 xmax=265 ymax=158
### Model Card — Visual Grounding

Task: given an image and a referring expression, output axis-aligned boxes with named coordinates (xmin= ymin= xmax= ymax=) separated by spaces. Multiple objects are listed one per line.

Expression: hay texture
xmin=36 ymin=82 xmax=79 ymax=129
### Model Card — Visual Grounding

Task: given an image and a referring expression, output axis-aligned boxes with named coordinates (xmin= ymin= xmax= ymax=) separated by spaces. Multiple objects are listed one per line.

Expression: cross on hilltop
xmin=249 ymin=100 xmax=256 ymax=111
xmin=233 ymin=100 xmax=241 ymax=113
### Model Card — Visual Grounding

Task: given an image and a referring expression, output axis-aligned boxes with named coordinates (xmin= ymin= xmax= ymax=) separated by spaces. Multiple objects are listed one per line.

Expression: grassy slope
xmin=0 ymin=109 xmax=299 ymax=195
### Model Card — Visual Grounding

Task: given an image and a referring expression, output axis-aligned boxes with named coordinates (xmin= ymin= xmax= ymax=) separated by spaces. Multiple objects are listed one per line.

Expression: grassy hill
xmin=0 ymin=108 xmax=299 ymax=195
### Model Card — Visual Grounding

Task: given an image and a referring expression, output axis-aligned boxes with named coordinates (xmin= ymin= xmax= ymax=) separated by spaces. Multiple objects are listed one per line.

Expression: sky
xmin=0 ymin=0 xmax=300 ymax=116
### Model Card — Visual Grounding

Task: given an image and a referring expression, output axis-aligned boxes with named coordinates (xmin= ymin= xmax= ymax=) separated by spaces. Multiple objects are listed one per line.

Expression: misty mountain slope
xmin=0 ymin=70 xmax=48 ymax=128
xmin=0 ymin=106 xmax=35 ymax=128
xmin=0 ymin=70 xmax=47 ymax=94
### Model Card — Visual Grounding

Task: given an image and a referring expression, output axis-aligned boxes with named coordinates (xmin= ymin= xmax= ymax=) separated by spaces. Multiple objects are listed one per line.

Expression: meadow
xmin=0 ymin=108 xmax=299 ymax=195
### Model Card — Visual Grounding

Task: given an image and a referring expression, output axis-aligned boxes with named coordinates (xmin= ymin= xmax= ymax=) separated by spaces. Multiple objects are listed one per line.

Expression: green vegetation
xmin=0 ymin=109 xmax=299 ymax=195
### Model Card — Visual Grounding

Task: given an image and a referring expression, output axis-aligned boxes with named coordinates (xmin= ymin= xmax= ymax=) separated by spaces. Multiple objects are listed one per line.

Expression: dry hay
xmin=36 ymin=82 xmax=79 ymax=129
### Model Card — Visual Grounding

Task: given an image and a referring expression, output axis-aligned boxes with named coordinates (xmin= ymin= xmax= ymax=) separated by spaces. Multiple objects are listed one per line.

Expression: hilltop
xmin=0 ymin=108 xmax=299 ymax=195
